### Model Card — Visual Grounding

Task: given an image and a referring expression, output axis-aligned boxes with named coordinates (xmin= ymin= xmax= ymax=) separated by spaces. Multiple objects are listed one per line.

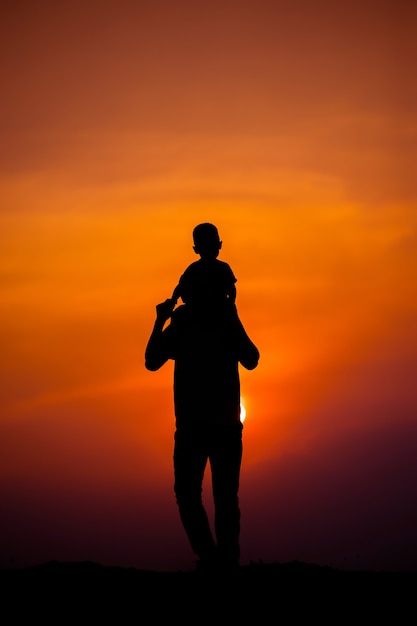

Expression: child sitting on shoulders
xmin=172 ymin=223 xmax=237 ymax=311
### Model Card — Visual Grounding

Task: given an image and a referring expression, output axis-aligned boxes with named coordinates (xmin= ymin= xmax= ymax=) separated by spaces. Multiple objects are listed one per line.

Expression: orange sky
xmin=1 ymin=0 xmax=417 ymax=571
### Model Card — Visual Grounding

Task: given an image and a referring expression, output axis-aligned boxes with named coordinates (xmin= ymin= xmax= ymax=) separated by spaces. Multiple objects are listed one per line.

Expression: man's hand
xmin=156 ymin=298 xmax=176 ymax=324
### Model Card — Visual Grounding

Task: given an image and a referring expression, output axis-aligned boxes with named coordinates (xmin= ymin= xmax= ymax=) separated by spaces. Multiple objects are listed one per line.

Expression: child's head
xmin=192 ymin=223 xmax=222 ymax=259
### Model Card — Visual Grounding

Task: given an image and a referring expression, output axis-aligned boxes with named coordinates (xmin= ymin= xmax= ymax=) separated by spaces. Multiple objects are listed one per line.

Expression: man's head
xmin=193 ymin=223 xmax=222 ymax=259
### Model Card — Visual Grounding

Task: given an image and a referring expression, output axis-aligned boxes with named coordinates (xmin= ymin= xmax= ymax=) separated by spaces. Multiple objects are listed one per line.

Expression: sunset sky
xmin=1 ymin=0 xmax=417 ymax=572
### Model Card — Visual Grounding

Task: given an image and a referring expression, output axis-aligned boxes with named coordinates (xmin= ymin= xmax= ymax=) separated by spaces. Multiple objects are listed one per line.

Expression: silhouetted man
xmin=145 ymin=296 xmax=259 ymax=571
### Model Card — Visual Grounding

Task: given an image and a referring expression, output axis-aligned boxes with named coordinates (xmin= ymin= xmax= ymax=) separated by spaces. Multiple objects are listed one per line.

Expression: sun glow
xmin=240 ymin=399 xmax=247 ymax=423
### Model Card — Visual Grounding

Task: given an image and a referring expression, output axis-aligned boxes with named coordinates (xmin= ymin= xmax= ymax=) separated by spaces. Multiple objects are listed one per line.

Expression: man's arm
xmin=238 ymin=330 xmax=259 ymax=370
xmin=232 ymin=307 xmax=260 ymax=370
xmin=144 ymin=299 xmax=175 ymax=371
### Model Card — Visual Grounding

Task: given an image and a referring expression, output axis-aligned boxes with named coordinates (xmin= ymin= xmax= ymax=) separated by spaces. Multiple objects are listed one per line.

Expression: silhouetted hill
xmin=1 ymin=560 xmax=415 ymax=620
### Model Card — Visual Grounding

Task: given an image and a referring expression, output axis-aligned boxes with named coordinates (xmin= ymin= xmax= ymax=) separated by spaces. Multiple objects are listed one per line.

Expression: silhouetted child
xmin=172 ymin=223 xmax=237 ymax=310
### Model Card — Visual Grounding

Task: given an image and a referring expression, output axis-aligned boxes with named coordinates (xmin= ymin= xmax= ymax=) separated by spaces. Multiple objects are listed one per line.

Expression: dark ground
xmin=1 ymin=560 xmax=416 ymax=621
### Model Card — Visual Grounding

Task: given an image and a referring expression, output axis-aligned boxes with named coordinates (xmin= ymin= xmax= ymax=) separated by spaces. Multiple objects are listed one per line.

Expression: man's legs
xmin=209 ymin=422 xmax=243 ymax=567
xmin=173 ymin=428 xmax=216 ymax=564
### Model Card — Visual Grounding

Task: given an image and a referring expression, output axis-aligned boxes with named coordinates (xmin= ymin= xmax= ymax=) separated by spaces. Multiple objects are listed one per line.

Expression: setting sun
xmin=240 ymin=399 xmax=247 ymax=423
